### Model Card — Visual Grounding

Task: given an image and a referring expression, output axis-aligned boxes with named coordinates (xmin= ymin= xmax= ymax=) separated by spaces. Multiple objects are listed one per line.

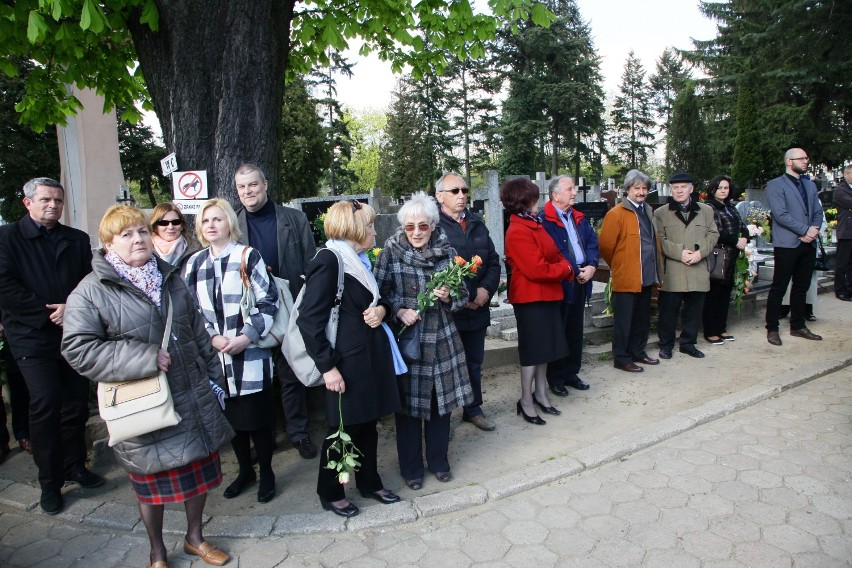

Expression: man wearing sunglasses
xmin=436 ymin=172 xmax=500 ymax=432
xmin=764 ymin=148 xmax=824 ymax=345
xmin=234 ymin=163 xmax=319 ymax=459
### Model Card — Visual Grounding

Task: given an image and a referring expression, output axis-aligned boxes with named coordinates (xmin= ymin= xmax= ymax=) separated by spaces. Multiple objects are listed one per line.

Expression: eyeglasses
xmin=789 ymin=156 xmax=809 ymax=161
xmin=350 ymin=200 xmax=362 ymax=212
xmin=440 ymin=187 xmax=469 ymax=195
xmin=154 ymin=219 xmax=183 ymax=227
xmin=404 ymin=223 xmax=431 ymax=233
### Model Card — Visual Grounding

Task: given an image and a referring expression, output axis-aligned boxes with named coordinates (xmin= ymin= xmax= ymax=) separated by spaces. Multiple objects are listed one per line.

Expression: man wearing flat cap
xmin=653 ymin=172 xmax=719 ymax=360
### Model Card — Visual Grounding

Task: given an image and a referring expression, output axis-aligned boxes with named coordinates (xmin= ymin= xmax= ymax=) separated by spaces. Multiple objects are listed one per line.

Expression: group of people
xmin=0 ymin=147 xmax=841 ymax=567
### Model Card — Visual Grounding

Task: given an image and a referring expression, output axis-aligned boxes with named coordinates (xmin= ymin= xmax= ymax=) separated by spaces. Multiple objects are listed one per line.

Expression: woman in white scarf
xmin=150 ymin=203 xmax=199 ymax=270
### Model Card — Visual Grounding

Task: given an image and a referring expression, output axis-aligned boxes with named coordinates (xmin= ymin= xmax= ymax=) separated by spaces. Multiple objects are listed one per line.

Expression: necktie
xmin=796 ymin=178 xmax=809 ymax=216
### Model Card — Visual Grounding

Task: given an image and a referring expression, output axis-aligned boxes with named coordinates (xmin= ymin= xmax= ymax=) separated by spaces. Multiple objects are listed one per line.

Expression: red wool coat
xmin=505 ymin=214 xmax=573 ymax=304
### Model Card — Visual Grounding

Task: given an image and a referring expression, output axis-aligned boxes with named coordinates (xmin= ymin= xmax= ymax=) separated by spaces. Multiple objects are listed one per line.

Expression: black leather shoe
xmin=790 ymin=327 xmax=822 ymax=340
xmin=566 ymin=378 xmax=590 ymax=390
xmin=359 ymin=489 xmax=400 ymax=504
xmin=837 ymin=294 xmax=852 ymax=301
xmin=516 ymin=401 xmax=546 ymax=425
xmin=549 ymin=385 xmax=570 ymax=397
xmin=533 ymin=396 xmax=561 ymax=415
xmin=257 ymin=475 xmax=275 ymax=503
xmin=68 ymin=469 xmax=105 ymax=489
xmin=633 ymin=356 xmax=660 ymax=365
xmin=614 ymin=362 xmax=644 ymax=373
xmin=434 ymin=471 xmax=453 ymax=482
xmin=767 ymin=331 xmax=782 ymax=346
xmin=679 ymin=346 xmax=705 ymax=358
xmin=223 ymin=473 xmax=256 ymax=499
xmin=293 ymin=438 xmax=318 ymax=459
xmin=658 ymin=350 xmax=672 ymax=360
xmin=40 ymin=490 xmax=63 ymax=515
xmin=404 ymin=478 xmax=423 ymax=490
xmin=321 ymin=498 xmax=360 ymax=517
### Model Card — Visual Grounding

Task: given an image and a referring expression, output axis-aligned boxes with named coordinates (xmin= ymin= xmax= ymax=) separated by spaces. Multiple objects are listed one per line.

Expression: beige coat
xmin=653 ymin=199 xmax=720 ymax=293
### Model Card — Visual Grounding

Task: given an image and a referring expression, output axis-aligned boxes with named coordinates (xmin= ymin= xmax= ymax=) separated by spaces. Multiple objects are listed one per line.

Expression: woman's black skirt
xmin=513 ymin=300 xmax=569 ymax=366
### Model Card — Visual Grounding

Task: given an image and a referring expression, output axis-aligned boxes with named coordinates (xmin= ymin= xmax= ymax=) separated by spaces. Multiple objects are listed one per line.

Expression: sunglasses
xmin=404 ymin=223 xmax=431 ymax=233
xmin=441 ymin=187 xmax=469 ymax=195
xmin=350 ymin=200 xmax=362 ymax=212
xmin=154 ymin=219 xmax=183 ymax=227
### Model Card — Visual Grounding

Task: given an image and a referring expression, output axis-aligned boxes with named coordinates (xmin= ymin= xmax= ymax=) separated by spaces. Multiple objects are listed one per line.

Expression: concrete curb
xmin=1 ymin=350 xmax=849 ymax=536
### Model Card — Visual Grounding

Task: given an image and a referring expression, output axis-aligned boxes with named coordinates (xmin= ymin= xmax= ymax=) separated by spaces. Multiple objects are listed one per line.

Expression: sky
xmin=335 ymin=0 xmax=720 ymax=111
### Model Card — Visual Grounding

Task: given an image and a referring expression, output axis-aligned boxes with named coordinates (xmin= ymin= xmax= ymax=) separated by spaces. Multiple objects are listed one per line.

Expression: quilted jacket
xmin=62 ymin=252 xmax=234 ymax=475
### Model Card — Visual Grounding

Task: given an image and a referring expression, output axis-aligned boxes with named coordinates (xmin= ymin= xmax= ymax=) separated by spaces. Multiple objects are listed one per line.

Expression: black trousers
xmin=459 ymin=327 xmax=487 ymax=418
xmin=702 ymin=280 xmax=734 ymax=338
xmin=547 ymin=282 xmax=587 ymax=387
xmin=316 ymin=420 xmax=382 ymax=501
xmin=273 ymin=350 xmax=309 ymax=442
xmin=658 ymin=291 xmax=706 ymax=350
xmin=835 ymin=238 xmax=851 ymax=297
xmin=766 ymin=243 xmax=816 ymax=332
xmin=17 ymin=356 xmax=89 ymax=492
xmin=395 ymin=392 xmax=451 ymax=480
xmin=0 ymin=348 xmax=29 ymax=446
xmin=611 ymin=286 xmax=653 ymax=366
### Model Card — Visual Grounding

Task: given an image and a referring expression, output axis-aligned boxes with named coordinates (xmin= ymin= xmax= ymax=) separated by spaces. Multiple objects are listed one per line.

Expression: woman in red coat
xmin=501 ymin=178 xmax=573 ymax=425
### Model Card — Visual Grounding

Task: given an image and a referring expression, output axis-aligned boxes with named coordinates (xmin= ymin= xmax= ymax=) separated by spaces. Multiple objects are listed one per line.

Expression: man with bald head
xmin=764 ymin=148 xmax=824 ymax=345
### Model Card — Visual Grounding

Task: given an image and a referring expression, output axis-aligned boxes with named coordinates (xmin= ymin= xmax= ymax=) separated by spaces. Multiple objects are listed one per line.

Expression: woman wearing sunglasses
xmin=149 ymin=203 xmax=200 ymax=271
xmin=374 ymin=192 xmax=473 ymax=491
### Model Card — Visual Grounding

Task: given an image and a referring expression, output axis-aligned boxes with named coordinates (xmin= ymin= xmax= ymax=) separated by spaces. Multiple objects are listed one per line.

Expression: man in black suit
xmin=833 ymin=165 xmax=852 ymax=301
xmin=234 ymin=164 xmax=319 ymax=459
xmin=0 ymin=177 xmax=104 ymax=514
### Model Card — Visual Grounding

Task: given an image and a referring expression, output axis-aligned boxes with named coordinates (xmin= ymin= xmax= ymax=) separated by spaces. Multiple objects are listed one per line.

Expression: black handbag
xmin=397 ymin=322 xmax=421 ymax=363
xmin=708 ymin=246 xmax=736 ymax=283
xmin=814 ymin=241 xmax=830 ymax=271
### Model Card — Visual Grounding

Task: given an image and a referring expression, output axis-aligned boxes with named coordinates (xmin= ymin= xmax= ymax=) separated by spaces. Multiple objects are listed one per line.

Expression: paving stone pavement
xmin=1 ymin=366 xmax=850 ymax=567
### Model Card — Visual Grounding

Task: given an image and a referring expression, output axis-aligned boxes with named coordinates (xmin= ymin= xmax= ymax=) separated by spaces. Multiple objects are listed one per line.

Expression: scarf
xmin=516 ymin=210 xmax=542 ymax=224
xmin=104 ymin=250 xmax=163 ymax=307
xmin=152 ymin=234 xmax=188 ymax=266
xmin=324 ymin=239 xmax=408 ymax=375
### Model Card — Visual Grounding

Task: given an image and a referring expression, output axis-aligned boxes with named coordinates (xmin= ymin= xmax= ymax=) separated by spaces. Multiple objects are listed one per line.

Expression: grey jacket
xmin=236 ymin=203 xmax=316 ymax=299
xmin=62 ymin=253 xmax=234 ymax=475
xmin=766 ymin=174 xmax=823 ymax=249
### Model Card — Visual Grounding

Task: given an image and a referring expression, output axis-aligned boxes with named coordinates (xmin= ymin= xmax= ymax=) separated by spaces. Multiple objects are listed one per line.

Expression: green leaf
xmin=326 ymin=460 xmax=337 ymax=468
xmin=80 ymin=0 xmax=105 ymax=33
xmin=339 ymin=431 xmax=351 ymax=442
xmin=27 ymin=11 xmax=47 ymax=44
xmin=530 ymin=4 xmax=554 ymax=27
xmin=0 ymin=59 xmax=18 ymax=77
xmin=140 ymin=0 xmax=159 ymax=31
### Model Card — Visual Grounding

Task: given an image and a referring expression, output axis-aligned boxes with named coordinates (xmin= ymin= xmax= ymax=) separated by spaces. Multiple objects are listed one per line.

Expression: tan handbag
xmin=97 ymin=296 xmax=181 ymax=446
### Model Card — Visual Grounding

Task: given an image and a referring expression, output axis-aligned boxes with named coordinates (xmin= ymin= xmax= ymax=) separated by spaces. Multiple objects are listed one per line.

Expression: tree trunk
xmin=127 ymin=1 xmax=294 ymax=208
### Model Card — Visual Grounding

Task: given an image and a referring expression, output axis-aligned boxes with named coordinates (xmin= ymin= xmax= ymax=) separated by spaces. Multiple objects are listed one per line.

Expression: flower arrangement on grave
xmin=397 ymin=254 xmax=482 ymax=337
xmin=746 ymin=206 xmax=771 ymax=242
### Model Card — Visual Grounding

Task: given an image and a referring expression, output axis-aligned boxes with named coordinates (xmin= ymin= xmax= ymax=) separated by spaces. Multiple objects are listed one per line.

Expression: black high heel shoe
xmin=516 ymin=400 xmax=546 ymax=425
xmin=320 ymin=498 xmax=360 ymax=517
xmin=533 ymin=396 xmax=561 ymax=416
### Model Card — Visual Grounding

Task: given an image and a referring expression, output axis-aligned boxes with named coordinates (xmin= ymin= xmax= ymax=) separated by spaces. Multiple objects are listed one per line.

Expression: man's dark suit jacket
xmin=0 ymin=217 xmax=92 ymax=358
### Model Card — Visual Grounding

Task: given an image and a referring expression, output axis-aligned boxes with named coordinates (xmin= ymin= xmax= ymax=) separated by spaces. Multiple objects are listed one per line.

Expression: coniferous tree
xmin=730 ymin=85 xmax=762 ymax=190
xmin=650 ymin=48 xmax=690 ymax=172
xmin=666 ymin=81 xmax=713 ymax=185
xmin=498 ymin=0 xmax=605 ymax=178
xmin=347 ymin=109 xmax=386 ymax=194
xmin=313 ymin=53 xmax=358 ymax=195
xmin=279 ymin=76 xmax=331 ymax=200
xmin=117 ymin=108 xmax=169 ymax=207
xmin=377 ymin=78 xmax=431 ymax=199
xmin=610 ymin=50 xmax=655 ymax=170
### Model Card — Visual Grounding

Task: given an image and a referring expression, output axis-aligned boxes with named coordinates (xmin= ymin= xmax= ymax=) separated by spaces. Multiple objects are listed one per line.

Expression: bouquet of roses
xmin=398 ymin=254 xmax=482 ymax=337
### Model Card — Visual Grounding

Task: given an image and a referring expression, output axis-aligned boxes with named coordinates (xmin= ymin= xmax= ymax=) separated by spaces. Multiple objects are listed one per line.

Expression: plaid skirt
xmin=128 ymin=451 xmax=223 ymax=505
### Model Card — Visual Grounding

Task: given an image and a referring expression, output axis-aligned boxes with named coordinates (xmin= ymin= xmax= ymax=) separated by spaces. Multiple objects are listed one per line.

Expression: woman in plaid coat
xmin=184 ymin=199 xmax=279 ymax=505
xmin=374 ymin=192 xmax=473 ymax=491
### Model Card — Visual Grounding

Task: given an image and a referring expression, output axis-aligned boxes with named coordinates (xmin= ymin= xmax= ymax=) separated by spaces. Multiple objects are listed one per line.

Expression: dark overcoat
xmin=437 ymin=209 xmax=500 ymax=331
xmin=0 ymin=217 xmax=92 ymax=358
xmin=297 ymin=249 xmax=401 ymax=427
xmin=374 ymin=227 xmax=473 ymax=419
xmin=834 ymin=180 xmax=852 ymax=240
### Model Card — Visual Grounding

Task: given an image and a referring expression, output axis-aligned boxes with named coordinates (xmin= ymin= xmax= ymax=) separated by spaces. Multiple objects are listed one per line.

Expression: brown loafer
xmin=633 ymin=356 xmax=659 ymax=366
xmin=18 ymin=439 xmax=33 ymax=454
xmin=183 ymin=539 xmax=229 ymax=566
xmin=614 ymin=362 xmax=644 ymax=373
xmin=767 ymin=331 xmax=782 ymax=346
xmin=790 ymin=327 xmax=822 ymax=341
